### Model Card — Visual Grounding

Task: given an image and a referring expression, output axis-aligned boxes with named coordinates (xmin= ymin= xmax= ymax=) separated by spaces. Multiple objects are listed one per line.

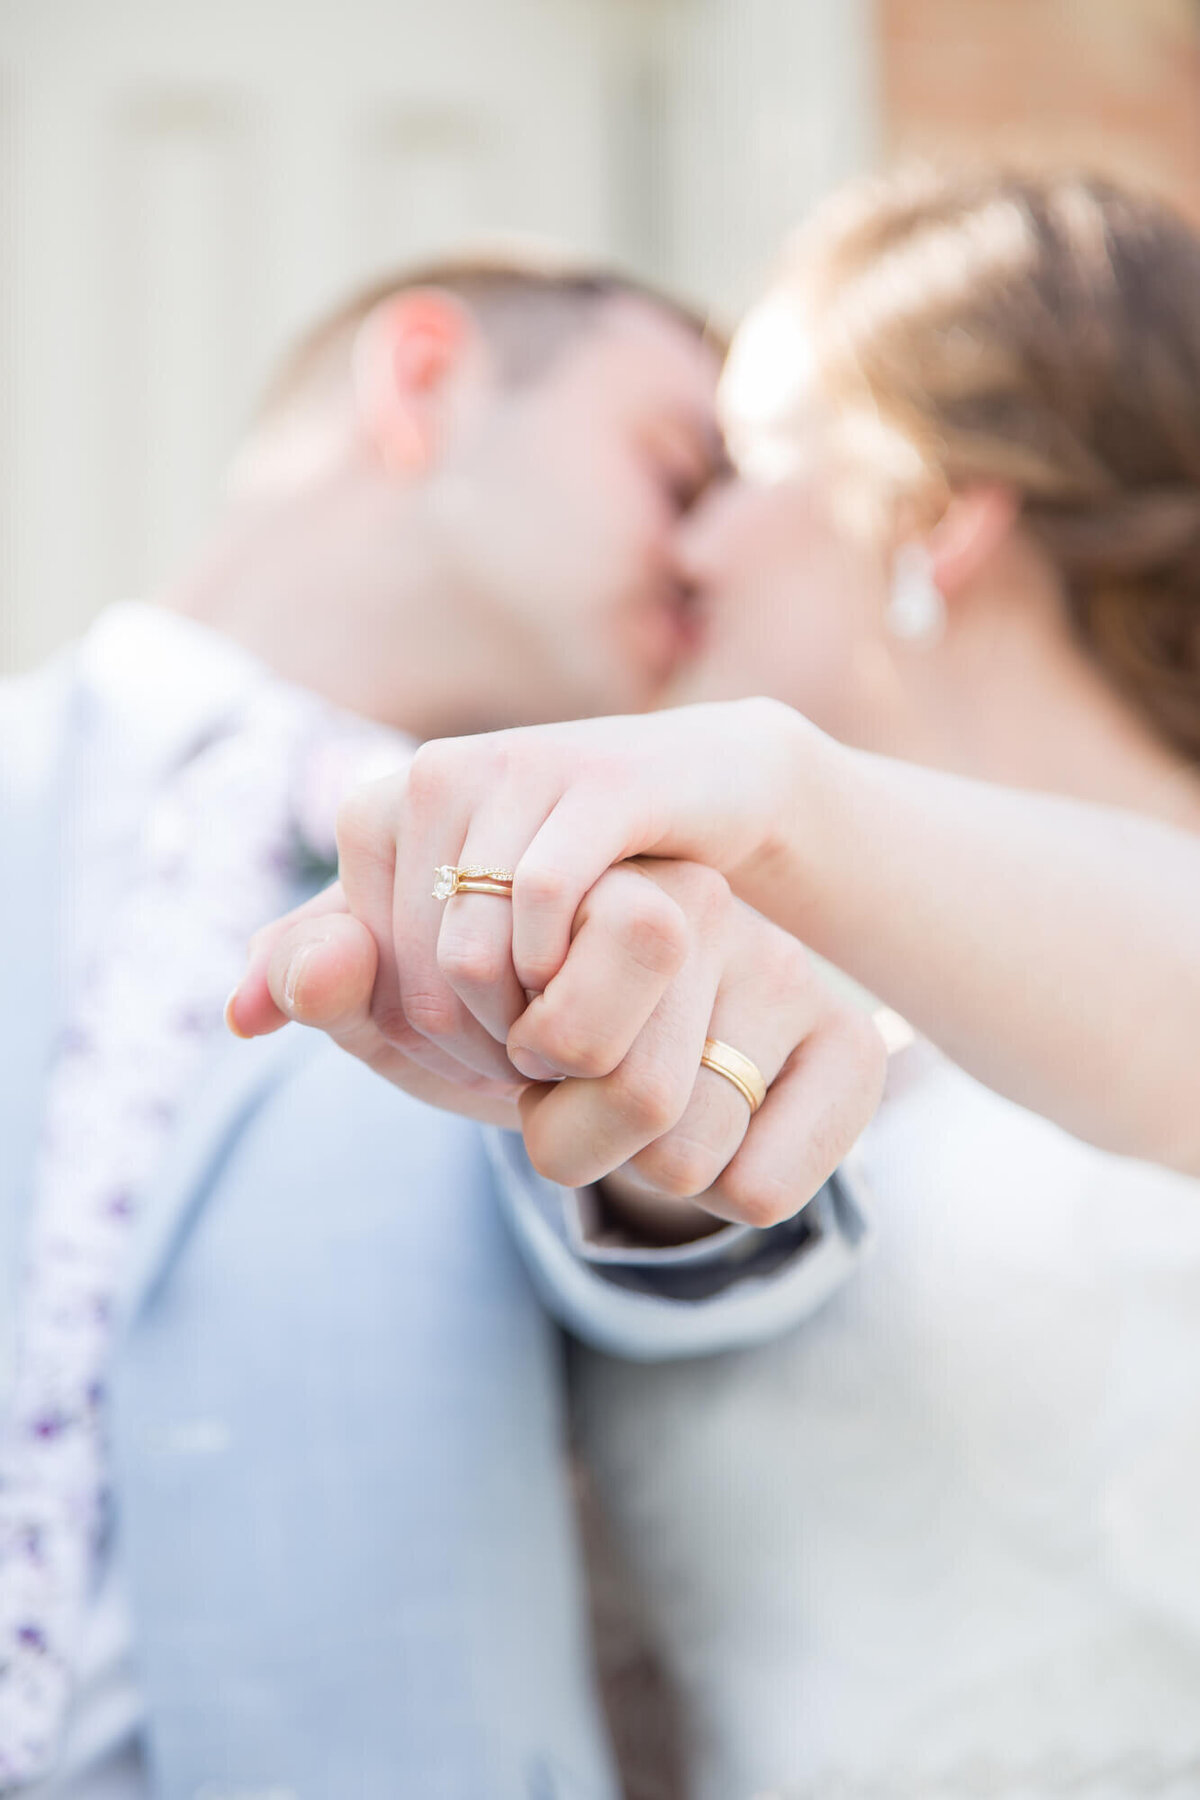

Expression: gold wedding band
xmin=432 ymin=864 xmax=515 ymax=900
xmin=700 ymin=1037 xmax=768 ymax=1115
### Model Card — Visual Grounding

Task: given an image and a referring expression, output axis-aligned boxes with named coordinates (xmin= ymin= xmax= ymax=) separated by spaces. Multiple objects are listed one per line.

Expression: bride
xmin=569 ymin=164 xmax=1200 ymax=1797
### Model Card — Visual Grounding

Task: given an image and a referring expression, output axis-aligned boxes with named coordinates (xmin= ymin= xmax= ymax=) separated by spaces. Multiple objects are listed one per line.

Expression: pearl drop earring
xmin=886 ymin=542 xmax=947 ymax=644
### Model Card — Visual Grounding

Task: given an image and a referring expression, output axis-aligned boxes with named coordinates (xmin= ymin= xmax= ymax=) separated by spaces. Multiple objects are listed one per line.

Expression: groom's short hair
xmin=255 ymin=251 xmax=718 ymax=428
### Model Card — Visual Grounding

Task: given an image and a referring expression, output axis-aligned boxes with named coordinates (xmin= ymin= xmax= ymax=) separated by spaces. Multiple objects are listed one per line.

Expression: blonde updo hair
xmin=771 ymin=165 xmax=1200 ymax=765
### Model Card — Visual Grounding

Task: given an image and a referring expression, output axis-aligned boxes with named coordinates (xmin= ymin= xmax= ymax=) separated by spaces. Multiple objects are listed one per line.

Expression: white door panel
xmin=0 ymin=0 xmax=874 ymax=672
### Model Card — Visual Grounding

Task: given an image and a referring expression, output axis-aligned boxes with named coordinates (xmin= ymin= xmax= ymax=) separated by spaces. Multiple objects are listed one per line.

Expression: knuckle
xmin=771 ymin=934 xmax=816 ymax=1003
xmin=369 ymin=1001 xmax=424 ymax=1055
xmin=514 ymin=861 xmax=571 ymax=915
xmin=614 ymin=1062 xmax=688 ymax=1139
xmin=717 ymin=1160 xmax=798 ymax=1230
xmin=437 ymin=932 xmax=510 ymax=995
xmin=515 ymin=947 xmax=564 ymax=994
xmin=393 ymin=986 xmax=460 ymax=1043
xmin=671 ymin=862 xmax=733 ymax=934
xmin=526 ymin=1014 xmax=621 ymax=1080
xmin=613 ymin=891 xmax=688 ymax=980
xmin=630 ymin=1133 xmax=724 ymax=1201
xmin=474 ymin=736 xmax=516 ymax=783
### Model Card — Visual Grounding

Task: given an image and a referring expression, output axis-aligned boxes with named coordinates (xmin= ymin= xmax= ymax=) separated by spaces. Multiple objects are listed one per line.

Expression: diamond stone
xmin=432 ymin=865 xmax=458 ymax=901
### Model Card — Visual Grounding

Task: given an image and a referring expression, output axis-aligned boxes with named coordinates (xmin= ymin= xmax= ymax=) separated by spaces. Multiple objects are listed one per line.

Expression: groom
xmin=0 ymin=256 xmax=876 ymax=1799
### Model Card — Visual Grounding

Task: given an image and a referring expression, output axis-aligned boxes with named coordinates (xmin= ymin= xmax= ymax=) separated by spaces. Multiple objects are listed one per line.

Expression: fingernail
xmin=281 ymin=943 xmax=316 ymax=1012
xmin=224 ymin=989 xmax=249 ymax=1040
xmin=508 ymin=1046 xmax=562 ymax=1083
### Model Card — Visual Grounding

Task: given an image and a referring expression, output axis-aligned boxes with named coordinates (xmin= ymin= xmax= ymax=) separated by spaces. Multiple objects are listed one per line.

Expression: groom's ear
xmin=351 ymin=289 xmax=486 ymax=475
xmin=926 ymin=483 xmax=1021 ymax=601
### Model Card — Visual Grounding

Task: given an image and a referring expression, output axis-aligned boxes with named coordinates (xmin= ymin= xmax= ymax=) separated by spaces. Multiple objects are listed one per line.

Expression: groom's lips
xmin=673 ymin=596 xmax=706 ymax=656
xmin=655 ymin=592 xmax=706 ymax=674
xmin=643 ymin=600 xmax=703 ymax=680
xmin=623 ymin=586 xmax=707 ymax=689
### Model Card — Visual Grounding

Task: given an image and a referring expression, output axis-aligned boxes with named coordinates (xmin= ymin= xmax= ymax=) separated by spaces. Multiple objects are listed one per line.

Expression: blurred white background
xmin=0 ymin=0 xmax=876 ymax=673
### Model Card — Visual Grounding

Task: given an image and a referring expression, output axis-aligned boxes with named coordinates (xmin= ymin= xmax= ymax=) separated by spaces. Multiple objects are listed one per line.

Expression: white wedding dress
xmin=574 ymin=1046 xmax=1200 ymax=1799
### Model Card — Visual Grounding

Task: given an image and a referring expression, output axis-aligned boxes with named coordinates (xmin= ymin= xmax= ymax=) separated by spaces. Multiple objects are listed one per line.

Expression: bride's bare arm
xmin=749 ymin=726 xmax=1200 ymax=1173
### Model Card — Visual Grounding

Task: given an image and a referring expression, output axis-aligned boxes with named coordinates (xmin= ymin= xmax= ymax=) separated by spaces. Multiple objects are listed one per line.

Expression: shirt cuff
xmin=485 ymin=1127 xmax=875 ymax=1360
xmin=562 ymin=1182 xmax=821 ymax=1302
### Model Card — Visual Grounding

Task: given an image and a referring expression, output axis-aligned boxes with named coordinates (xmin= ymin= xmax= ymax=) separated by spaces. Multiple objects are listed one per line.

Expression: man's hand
xmin=230 ymin=857 xmax=886 ymax=1230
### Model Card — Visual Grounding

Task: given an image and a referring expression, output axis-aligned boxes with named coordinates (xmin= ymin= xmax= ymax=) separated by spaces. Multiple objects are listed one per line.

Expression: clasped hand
xmin=230 ymin=704 xmax=886 ymax=1233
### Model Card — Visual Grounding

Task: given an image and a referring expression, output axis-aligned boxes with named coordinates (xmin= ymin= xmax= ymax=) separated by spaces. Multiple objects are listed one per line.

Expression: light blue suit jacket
xmin=0 ymin=652 xmax=870 ymax=1800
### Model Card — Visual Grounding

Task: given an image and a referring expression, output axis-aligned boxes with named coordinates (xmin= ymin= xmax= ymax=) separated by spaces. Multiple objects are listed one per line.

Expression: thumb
xmin=226 ymin=880 xmax=357 ymax=1038
xmin=265 ymin=912 xmax=380 ymax=1029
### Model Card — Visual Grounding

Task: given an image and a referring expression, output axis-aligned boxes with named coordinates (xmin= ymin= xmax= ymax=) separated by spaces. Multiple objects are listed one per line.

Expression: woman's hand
xmin=302 ymin=697 xmax=807 ymax=1088
xmin=231 ymin=855 xmax=886 ymax=1230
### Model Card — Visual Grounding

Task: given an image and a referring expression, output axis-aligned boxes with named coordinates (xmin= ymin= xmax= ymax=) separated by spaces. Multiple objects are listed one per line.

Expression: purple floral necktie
xmin=0 ymin=686 xmax=402 ymax=1789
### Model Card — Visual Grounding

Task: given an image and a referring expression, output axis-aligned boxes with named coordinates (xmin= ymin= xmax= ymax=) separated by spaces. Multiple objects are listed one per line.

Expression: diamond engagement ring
xmin=432 ymin=865 xmax=515 ymax=900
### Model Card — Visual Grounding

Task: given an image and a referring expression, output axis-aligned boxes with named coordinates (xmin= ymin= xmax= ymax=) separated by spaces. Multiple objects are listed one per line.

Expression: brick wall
xmin=881 ymin=0 xmax=1200 ymax=222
